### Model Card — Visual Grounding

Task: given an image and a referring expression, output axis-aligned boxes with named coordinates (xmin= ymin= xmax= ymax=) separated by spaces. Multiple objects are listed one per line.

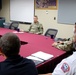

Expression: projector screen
xmin=10 ymin=0 xmax=34 ymax=23
xmin=58 ymin=0 xmax=76 ymax=24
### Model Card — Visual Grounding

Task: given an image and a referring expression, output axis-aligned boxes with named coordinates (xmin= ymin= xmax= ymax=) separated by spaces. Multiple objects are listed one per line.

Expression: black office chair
xmin=9 ymin=21 xmax=19 ymax=30
xmin=3 ymin=22 xmax=12 ymax=29
xmin=44 ymin=28 xmax=58 ymax=39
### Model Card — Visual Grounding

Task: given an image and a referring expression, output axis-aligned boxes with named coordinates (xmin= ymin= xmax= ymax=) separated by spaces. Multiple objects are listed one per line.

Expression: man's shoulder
xmin=23 ymin=58 xmax=38 ymax=74
xmin=38 ymin=22 xmax=42 ymax=25
xmin=22 ymin=58 xmax=37 ymax=67
xmin=0 ymin=57 xmax=35 ymax=67
xmin=23 ymin=58 xmax=35 ymax=64
xmin=61 ymin=53 xmax=76 ymax=64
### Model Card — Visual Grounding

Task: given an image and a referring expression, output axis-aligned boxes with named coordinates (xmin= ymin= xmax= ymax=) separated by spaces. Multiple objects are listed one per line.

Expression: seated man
xmin=0 ymin=33 xmax=38 ymax=75
xmin=28 ymin=15 xmax=43 ymax=35
xmin=39 ymin=34 xmax=76 ymax=75
xmin=52 ymin=37 xmax=73 ymax=51
xmin=52 ymin=22 xmax=76 ymax=52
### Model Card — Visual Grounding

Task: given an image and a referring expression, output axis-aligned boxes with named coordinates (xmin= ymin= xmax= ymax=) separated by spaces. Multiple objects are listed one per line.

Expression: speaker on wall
xmin=0 ymin=0 xmax=2 ymax=10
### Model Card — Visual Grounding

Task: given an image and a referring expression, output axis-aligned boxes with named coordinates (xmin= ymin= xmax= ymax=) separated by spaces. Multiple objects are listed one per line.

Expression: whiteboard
xmin=58 ymin=0 xmax=76 ymax=24
xmin=10 ymin=0 xmax=34 ymax=23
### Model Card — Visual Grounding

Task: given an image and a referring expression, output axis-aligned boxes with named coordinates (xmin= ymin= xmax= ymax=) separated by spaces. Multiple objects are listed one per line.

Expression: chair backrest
xmin=9 ymin=21 xmax=19 ymax=30
xmin=3 ymin=22 xmax=12 ymax=29
xmin=44 ymin=28 xmax=58 ymax=39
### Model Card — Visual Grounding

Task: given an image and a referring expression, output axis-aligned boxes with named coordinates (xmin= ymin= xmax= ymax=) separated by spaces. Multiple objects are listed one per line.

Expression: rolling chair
xmin=44 ymin=28 xmax=58 ymax=39
xmin=9 ymin=21 xmax=19 ymax=30
xmin=3 ymin=22 xmax=12 ymax=29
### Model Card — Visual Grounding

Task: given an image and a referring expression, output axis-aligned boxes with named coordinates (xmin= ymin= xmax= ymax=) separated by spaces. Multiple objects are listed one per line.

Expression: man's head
xmin=0 ymin=33 xmax=21 ymax=57
xmin=75 ymin=22 xmax=76 ymax=28
xmin=75 ymin=22 xmax=76 ymax=25
xmin=72 ymin=34 xmax=76 ymax=50
xmin=34 ymin=15 xmax=38 ymax=23
xmin=73 ymin=34 xmax=76 ymax=42
xmin=74 ymin=22 xmax=76 ymax=34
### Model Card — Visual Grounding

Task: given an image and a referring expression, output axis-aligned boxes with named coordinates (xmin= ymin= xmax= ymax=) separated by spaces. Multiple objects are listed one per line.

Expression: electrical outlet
xmin=54 ymin=17 xmax=56 ymax=20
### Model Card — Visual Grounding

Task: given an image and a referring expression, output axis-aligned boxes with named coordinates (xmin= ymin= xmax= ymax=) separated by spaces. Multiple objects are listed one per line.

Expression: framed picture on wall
xmin=35 ymin=0 xmax=57 ymax=10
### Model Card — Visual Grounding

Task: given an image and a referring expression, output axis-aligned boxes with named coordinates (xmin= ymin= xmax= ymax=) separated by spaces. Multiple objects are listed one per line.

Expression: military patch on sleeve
xmin=61 ymin=63 xmax=70 ymax=73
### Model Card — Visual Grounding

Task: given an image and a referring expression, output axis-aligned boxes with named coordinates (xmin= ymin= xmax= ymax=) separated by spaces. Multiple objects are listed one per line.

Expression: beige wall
xmin=0 ymin=0 xmax=74 ymax=38
xmin=0 ymin=0 xmax=10 ymax=22
xmin=35 ymin=10 xmax=74 ymax=38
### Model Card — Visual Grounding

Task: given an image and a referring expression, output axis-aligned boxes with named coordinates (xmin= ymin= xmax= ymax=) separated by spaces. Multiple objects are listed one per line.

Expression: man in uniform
xmin=28 ymin=15 xmax=43 ymax=35
xmin=52 ymin=38 xmax=73 ymax=51
xmin=39 ymin=34 xmax=76 ymax=75
xmin=52 ymin=22 xmax=76 ymax=52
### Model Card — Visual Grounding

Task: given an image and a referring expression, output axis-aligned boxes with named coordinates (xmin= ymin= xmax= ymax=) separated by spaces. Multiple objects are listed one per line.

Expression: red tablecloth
xmin=0 ymin=28 xmax=68 ymax=73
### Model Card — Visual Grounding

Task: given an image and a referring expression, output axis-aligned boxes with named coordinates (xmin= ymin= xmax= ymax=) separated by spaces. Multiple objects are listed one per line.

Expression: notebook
xmin=32 ymin=51 xmax=54 ymax=60
xmin=27 ymin=51 xmax=54 ymax=65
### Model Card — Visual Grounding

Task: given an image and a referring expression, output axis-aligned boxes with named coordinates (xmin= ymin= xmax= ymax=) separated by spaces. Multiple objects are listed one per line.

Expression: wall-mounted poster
xmin=35 ymin=0 xmax=57 ymax=10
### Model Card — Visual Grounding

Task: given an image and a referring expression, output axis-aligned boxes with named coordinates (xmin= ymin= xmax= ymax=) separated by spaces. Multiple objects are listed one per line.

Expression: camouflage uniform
xmin=53 ymin=37 xmax=74 ymax=51
xmin=28 ymin=22 xmax=43 ymax=35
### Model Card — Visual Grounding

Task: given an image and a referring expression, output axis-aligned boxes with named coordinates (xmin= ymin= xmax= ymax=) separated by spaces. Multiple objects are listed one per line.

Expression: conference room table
xmin=0 ymin=28 xmax=70 ymax=73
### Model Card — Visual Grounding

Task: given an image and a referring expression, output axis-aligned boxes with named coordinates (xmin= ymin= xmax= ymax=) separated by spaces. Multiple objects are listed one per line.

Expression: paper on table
xmin=26 ymin=56 xmax=44 ymax=65
xmin=13 ymin=31 xmax=18 ymax=33
xmin=26 ymin=56 xmax=44 ymax=62
xmin=32 ymin=51 xmax=54 ymax=60
xmin=13 ymin=31 xmax=24 ymax=33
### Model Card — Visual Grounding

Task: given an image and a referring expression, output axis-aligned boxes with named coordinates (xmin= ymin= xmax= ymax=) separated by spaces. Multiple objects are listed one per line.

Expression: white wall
xmin=0 ymin=0 xmax=74 ymax=38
